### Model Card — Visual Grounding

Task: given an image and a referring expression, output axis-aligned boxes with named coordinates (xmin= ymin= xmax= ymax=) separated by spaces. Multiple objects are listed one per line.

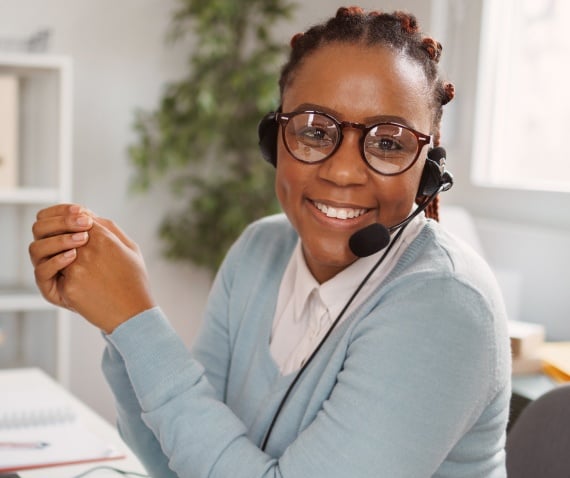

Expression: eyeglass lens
xmin=282 ymin=112 xmax=422 ymax=175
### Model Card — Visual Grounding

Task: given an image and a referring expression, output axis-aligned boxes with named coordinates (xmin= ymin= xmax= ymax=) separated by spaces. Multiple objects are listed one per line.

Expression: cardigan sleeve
xmin=100 ymin=265 xmax=237 ymax=477
xmin=104 ymin=270 xmax=509 ymax=478
xmin=101 ymin=219 xmax=255 ymax=477
xmin=102 ymin=337 xmax=177 ymax=477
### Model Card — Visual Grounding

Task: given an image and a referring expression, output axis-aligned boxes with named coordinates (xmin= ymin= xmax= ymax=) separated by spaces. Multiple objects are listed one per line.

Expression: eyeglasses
xmin=276 ymin=110 xmax=432 ymax=176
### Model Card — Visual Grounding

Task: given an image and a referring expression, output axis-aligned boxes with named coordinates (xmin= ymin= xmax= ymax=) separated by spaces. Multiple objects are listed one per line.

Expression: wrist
xmin=98 ymin=299 xmax=157 ymax=335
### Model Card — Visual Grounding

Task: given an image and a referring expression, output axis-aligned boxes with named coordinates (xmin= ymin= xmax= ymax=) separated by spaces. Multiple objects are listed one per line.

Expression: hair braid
xmin=278 ymin=7 xmax=455 ymax=221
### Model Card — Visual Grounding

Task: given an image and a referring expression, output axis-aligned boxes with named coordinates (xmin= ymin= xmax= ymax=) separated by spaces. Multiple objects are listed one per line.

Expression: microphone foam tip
xmin=348 ymin=223 xmax=390 ymax=258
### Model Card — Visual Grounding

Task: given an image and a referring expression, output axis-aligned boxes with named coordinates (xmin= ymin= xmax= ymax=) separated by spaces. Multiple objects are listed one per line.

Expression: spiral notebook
xmin=0 ymin=374 xmax=124 ymax=473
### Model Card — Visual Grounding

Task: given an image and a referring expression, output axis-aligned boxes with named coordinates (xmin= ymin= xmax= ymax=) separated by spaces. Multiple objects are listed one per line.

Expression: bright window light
xmin=473 ymin=0 xmax=570 ymax=192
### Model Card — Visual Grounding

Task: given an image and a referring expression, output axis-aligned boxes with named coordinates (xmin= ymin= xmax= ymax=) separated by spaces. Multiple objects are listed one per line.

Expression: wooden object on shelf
xmin=512 ymin=355 xmax=544 ymax=376
xmin=509 ymin=320 xmax=546 ymax=375
xmin=0 ymin=74 xmax=19 ymax=189
xmin=509 ymin=320 xmax=546 ymax=358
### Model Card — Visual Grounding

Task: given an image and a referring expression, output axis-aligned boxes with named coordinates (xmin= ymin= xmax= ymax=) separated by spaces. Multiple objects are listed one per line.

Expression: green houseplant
xmin=129 ymin=0 xmax=296 ymax=272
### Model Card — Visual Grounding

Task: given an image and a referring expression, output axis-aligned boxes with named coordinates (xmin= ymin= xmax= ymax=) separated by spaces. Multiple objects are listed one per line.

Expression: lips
xmin=312 ymin=200 xmax=369 ymax=220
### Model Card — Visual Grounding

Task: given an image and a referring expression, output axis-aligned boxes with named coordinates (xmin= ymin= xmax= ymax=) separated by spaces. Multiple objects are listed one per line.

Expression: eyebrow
xmin=291 ymin=102 xmax=415 ymax=129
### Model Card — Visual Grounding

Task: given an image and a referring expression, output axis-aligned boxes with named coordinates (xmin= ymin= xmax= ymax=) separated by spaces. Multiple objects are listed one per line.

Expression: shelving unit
xmin=0 ymin=53 xmax=72 ymax=386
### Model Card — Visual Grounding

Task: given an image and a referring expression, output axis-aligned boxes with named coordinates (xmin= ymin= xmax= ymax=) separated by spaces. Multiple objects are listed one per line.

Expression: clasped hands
xmin=28 ymin=204 xmax=156 ymax=334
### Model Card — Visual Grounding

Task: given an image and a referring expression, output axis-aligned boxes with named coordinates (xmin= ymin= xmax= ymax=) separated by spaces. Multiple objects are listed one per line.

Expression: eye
xmin=364 ymin=136 xmax=405 ymax=160
xmin=297 ymin=125 xmax=335 ymax=147
xmin=364 ymin=124 xmax=419 ymax=162
xmin=375 ymin=137 xmax=403 ymax=152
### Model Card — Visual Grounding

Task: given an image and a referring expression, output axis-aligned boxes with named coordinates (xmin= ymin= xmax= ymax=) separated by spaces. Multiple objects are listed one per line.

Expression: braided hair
xmin=278 ymin=7 xmax=455 ymax=221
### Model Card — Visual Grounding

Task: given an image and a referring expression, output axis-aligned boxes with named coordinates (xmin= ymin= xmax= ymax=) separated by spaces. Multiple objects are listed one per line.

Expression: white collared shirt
xmin=270 ymin=212 xmax=427 ymax=375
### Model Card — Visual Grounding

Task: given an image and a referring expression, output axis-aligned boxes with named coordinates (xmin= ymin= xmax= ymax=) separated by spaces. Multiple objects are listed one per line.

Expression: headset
xmin=258 ymin=111 xmax=453 ymax=197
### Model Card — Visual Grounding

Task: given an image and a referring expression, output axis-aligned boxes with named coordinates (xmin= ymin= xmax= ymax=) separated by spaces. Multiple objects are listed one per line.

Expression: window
xmin=473 ymin=0 xmax=570 ymax=192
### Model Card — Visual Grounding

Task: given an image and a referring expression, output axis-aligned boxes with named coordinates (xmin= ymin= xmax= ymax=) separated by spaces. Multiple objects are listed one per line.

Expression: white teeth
xmin=313 ymin=201 xmax=367 ymax=220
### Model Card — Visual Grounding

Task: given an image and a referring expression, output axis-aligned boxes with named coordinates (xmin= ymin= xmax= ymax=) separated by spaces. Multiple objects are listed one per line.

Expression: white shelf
xmin=0 ymin=53 xmax=73 ymax=386
xmin=0 ymin=187 xmax=61 ymax=204
xmin=0 ymin=288 xmax=56 ymax=311
xmin=0 ymin=52 xmax=72 ymax=74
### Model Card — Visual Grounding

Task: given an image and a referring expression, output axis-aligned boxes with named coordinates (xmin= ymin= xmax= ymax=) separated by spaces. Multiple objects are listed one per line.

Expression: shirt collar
xmin=292 ymin=241 xmax=320 ymax=321
xmin=290 ymin=235 xmax=389 ymax=323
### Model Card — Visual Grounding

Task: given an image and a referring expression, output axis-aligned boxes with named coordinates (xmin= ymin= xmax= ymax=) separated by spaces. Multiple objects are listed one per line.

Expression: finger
xmin=29 ymin=231 xmax=89 ymax=267
xmin=32 ymin=212 xmax=93 ymax=240
xmin=34 ymin=248 xmax=77 ymax=287
xmin=36 ymin=203 xmax=85 ymax=220
xmin=56 ymin=276 xmax=76 ymax=312
xmin=35 ymin=257 xmax=76 ymax=310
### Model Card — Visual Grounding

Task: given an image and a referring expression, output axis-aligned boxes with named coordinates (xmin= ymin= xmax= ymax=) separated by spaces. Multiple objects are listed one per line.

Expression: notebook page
xmin=0 ymin=373 xmax=123 ymax=473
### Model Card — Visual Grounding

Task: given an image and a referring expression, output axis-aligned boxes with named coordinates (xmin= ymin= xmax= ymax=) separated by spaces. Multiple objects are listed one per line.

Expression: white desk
xmin=0 ymin=368 xmax=147 ymax=478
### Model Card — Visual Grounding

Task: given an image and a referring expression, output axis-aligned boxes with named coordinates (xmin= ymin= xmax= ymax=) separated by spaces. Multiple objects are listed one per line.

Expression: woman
xmin=29 ymin=7 xmax=511 ymax=477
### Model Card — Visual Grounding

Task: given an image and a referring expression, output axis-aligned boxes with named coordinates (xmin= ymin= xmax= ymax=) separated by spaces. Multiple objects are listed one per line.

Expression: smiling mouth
xmin=312 ymin=200 xmax=369 ymax=220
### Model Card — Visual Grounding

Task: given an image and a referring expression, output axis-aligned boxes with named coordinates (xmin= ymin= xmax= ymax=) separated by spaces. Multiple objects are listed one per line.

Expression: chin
xmin=303 ymin=240 xmax=357 ymax=281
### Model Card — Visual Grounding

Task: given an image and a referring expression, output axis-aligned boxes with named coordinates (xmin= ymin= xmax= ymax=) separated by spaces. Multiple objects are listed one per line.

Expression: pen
xmin=0 ymin=441 xmax=50 ymax=449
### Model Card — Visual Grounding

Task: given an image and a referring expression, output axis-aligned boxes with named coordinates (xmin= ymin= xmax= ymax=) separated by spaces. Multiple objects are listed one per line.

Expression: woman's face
xmin=276 ymin=43 xmax=434 ymax=283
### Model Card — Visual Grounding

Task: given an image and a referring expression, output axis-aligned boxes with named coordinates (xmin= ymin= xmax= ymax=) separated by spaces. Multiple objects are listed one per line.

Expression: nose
xmin=317 ymin=129 xmax=368 ymax=186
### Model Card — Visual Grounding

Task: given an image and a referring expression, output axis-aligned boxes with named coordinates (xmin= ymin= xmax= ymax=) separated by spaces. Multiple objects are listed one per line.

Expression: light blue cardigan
xmin=103 ymin=213 xmax=511 ymax=477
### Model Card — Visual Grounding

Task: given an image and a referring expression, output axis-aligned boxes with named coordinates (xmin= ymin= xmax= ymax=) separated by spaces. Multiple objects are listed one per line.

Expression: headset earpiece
xmin=418 ymin=146 xmax=453 ymax=196
xmin=258 ymin=111 xmax=279 ymax=167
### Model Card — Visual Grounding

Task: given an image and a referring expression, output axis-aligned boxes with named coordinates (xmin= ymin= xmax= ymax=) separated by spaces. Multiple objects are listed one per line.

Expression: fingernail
xmin=76 ymin=216 xmax=91 ymax=226
xmin=63 ymin=249 xmax=76 ymax=258
xmin=71 ymin=232 xmax=88 ymax=241
xmin=69 ymin=205 xmax=82 ymax=214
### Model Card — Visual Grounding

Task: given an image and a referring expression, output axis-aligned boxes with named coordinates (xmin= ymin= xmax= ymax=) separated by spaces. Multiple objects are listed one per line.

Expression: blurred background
xmin=0 ymin=0 xmax=569 ymax=423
